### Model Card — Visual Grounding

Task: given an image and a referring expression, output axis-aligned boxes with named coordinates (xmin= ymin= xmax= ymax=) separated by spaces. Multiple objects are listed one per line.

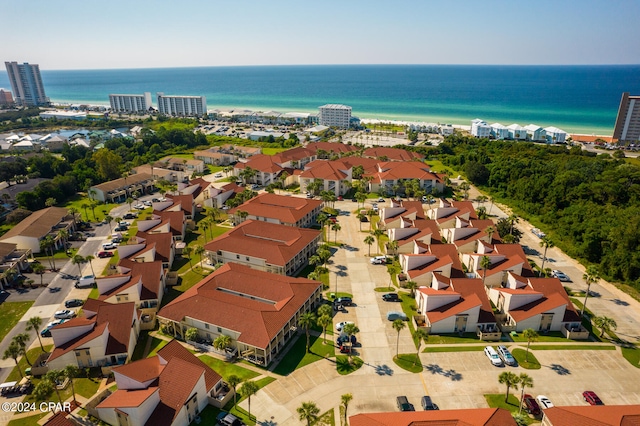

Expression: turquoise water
xmin=1 ymin=65 xmax=639 ymax=134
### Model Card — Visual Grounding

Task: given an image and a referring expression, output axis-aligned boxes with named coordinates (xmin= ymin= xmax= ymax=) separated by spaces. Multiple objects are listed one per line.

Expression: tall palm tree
xmin=72 ymin=254 xmax=86 ymax=276
xmin=582 ymin=265 xmax=600 ymax=317
xmin=405 ymin=280 xmax=418 ymax=297
xmin=183 ymin=246 xmax=194 ymax=270
xmin=200 ymin=219 xmax=211 ymax=243
xmin=105 ymin=215 xmax=114 ymax=232
xmin=341 ymin=393 xmax=353 ymax=425
xmin=13 ymin=333 xmax=32 ymax=366
xmin=593 ymin=316 xmax=617 ymax=338
xmin=508 ymin=214 xmax=519 ymax=235
xmin=85 ymin=255 xmax=96 ymax=276
xmin=413 ymin=328 xmax=429 ymax=366
xmin=64 ymin=365 xmax=80 ymax=402
xmin=523 ymin=328 xmax=538 ymax=362
xmin=33 ymin=263 xmax=45 ymax=287
xmin=3 ymin=342 xmax=23 ymax=378
xmin=81 ymin=202 xmax=91 ymax=221
xmin=392 ymin=319 xmax=406 ymax=357
xmin=227 ymin=375 xmax=242 ymax=408
xmin=518 ymin=374 xmax=534 ymax=415
xmin=373 ymin=229 xmax=384 ymax=254
xmin=539 ymin=236 xmax=554 ymax=273
xmin=126 ymin=197 xmax=134 ymax=212
xmin=57 ymin=229 xmax=69 ymax=247
xmin=498 ymin=371 xmax=520 ymax=402
xmin=317 ymin=314 xmax=332 ymax=344
xmin=480 ymin=255 xmax=492 ymax=287
xmin=388 ymin=240 xmax=399 ymax=257
xmin=364 ymin=235 xmax=375 ymax=256
xmin=194 ymin=245 xmax=205 ymax=269
xmin=240 ymin=380 xmax=259 ymax=420
xmin=484 ymin=226 xmax=495 ymax=243
xmin=45 ymin=370 xmax=64 ymax=403
xmin=26 ymin=316 xmax=44 ymax=352
xmin=342 ymin=323 xmax=360 ymax=363
xmin=356 ymin=213 xmax=365 ymax=231
xmin=298 ymin=312 xmax=317 ymax=353
xmin=331 ymin=222 xmax=341 ymax=244
xmin=297 ymin=401 xmax=320 ymax=426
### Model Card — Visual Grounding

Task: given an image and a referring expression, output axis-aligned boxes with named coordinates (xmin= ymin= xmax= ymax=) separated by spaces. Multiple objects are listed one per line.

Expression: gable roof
xmin=541 ymin=405 xmax=640 ymax=426
xmin=350 ymin=407 xmax=516 ymax=426
xmin=299 ymin=160 xmax=350 ymax=181
xmin=92 ymin=173 xmax=153 ymax=193
xmin=228 ymin=193 xmax=322 ymax=225
xmin=112 ymin=356 xmax=163 ymax=384
xmin=363 ymin=147 xmax=425 ymax=161
xmin=0 ymin=207 xmax=69 ymax=240
xmin=156 ymin=339 xmax=222 ymax=390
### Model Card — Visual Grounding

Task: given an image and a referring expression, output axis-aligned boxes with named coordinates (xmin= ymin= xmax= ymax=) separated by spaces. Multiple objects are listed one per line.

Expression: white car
xmin=54 ymin=309 xmax=76 ymax=319
xmin=484 ymin=346 xmax=503 ymax=367
xmin=134 ymin=203 xmax=145 ymax=210
xmin=336 ymin=321 xmax=354 ymax=332
xmin=370 ymin=256 xmax=387 ymax=265
xmin=143 ymin=200 xmax=152 ymax=206
xmin=118 ymin=221 xmax=131 ymax=227
xmin=552 ymin=270 xmax=571 ymax=282
xmin=536 ymin=395 xmax=554 ymax=409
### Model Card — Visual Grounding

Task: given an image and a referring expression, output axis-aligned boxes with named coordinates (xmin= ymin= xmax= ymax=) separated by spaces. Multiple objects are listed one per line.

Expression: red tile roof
xmin=363 ymin=147 xmax=425 ymax=161
xmin=508 ymin=292 xmax=568 ymax=322
xmin=371 ymin=161 xmax=440 ymax=182
xmin=235 ymin=154 xmax=285 ymax=174
xmin=228 ymin=193 xmax=322 ymax=225
xmin=422 ymin=277 xmax=495 ymax=325
xmin=157 ymin=339 xmax=222 ymax=391
xmin=166 ymin=194 xmax=195 ymax=215
xmin=350 ymin=407 xmax=516 ymax=425
xmin=152 ymin=210 xmax=184 ymax=236
xmin=112 ymin=356 xmax=163 ymax=384
xmin=96 ymin=387 xmax=159 ymax=408
xmin=151 ymin=357 xmax=204 ymax=424
xmin=204 ymin=219 xmax=320 ymax=267
xmin=158 ymin=263 xmax=322 ymax=348
xmin=299 ymin=160 xmax=350 ymax=181
xmin=306 ymin=142 xmax=360 ymax=155
xmin=541 ymin=405 xmax=640 ymax=426
xmin=134 ymin=232 xmax=173 ymax=263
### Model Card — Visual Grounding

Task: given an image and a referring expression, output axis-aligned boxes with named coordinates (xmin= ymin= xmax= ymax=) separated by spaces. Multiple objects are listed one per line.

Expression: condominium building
xmin=0 ymin=88 xmax=13 ymax=106
xmin=109 ymin=92 xmax=152 ymax=113
xmin=318 ymin=104 xmax=352 ymax=129
xmin=613 ymin=92 xmax=640 ymax=142
xmin=471 ymin=119 xmax=491 ymax=138
xmin=4 ymin=62 xmax=49 ymax=106
xmin=157 ymin=93 xmax=207 ymax=116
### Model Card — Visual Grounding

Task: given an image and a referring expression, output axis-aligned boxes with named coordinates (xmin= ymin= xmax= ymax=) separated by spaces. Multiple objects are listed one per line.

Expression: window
xmin=217 ymin=327 xmax=222 ymax=333
xmin=236 ymin=255 xmax=240 ymax=259
xmin=205 ymin=324 xmax=210 ymax=329
xmin=246 ymin=257 xmax=249 ymax=261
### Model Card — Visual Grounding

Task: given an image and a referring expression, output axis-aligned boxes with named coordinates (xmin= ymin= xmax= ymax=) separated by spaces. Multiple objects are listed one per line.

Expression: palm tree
xmin=498 ymin=371 xmax=520 ymax=402
xmin=68 ymin=207 xmax=79 ymax=228
xmin=13 ymin=333 xmax=32 ymax=366
xmin=317 ymin=314 xmax=332 ymax=344
xmin=518 ymin=373 xmax=534 ymax=415
xmin=105 ymin=215 xmax=114 ymax=232
xmin=508 ymin=214 xmax=519 ymax=235
xmin=240 ymin=380 xmax=259 ymax=420
xmin=364 ymin=235 xmax=375 ymax=256
xmin=81 ymin=202 xmax=91 ymax=221
xmin=45 ymin=370 xmax=64 ymax=403
xmin=183 ymin=246 xmax=194 ymax=270
xmin=26 ymin=316 xmax=45 ymax=352
xmin=523 ymin=328 xmax=538 ymax=362
xmin=392 ymin=318 xmax=406 ymax=357
xmin=3 ymin=342 xmax=23 ymax=378
xmin=72 ymin=254 xmax=86 ymax=276
xmin=593 ymin=316 xmax=617 ymax=338
xmin=342 ymin=323 xmax=360 ymax=363
xmin=235 ymin=210 xmax=249 ymax=225
xmin=194 ymin=245 xmax=205 ymax=269
xmin=388 ymin=240 xmax=399 ymax=257
xmin=57 ymin=229 xmax=69 ymax=247
xmin=413 ymin=328 xmax=429 ymax=366
xmin=297 ymin=401 xmax=320 ymax=426
xmin=33 ymin=380 xmax=54 ymax=402
xmin=582 ymin=265 xmax=600 ymax=317
xmin=126 ymin=197 xmax=134 ymax=212
xmin=405 ymin=280 xmax=418 ymax=297
xmin=539 ymin=236 xmax=554 ymax=273
xmin=33 ymin=263 xmax=45 ymax=287
xmin=85 ymin=255 xmax=96 ymax=276
xmin=356 ymin=213 xmax=365 ymax=231
xmin=331 ymin=222 xmax=341 ymax=244
xmin=227 ymin=375 xmax=242 ymax=408
xmin=480 ymin=255 xmax=492 ymax=287
xmin=341 ymin=393 xmax=353 ymax=425
xmin=64 ymin=365 xmax=80 ymax=402
xmin=484 ymin=225 xmax=495 ymax=243
xmin=200 ymin=220 xmax=211 ymax=243
xmin=41 ymin=235 xmax=57 ymax=271
xmin=298 ymin=312 xmax=317 ymax=352
xmin=213 ymin=334 xmax=231 ymax=351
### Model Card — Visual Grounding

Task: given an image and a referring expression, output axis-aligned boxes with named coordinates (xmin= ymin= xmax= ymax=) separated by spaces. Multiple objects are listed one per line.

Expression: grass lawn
xmin=62 ymin=195 xmax=119 ymax=222
xmin=325 ymin=292 xmax=353 ymax=301
xmin=272 ymin=334 xmax=335 ymax=376
xmin=262 ymin=147 xmax=289 ymax=155
xmin=399 ymin=293 xmax=418 ymax=347
xmin=147 ymin=337 xmax=170 ymax=357
xmin=484 ymin=394 xmax=532 ymax=425
xmin=336 ymin=356 xmax=363 ymax=375
xmin=622 ymin=346 xmax=640 ymax=368
xmin=101 ymin=251 xmax=120 ymax=276
xmin=216 ymin=375 xmax=277 ymax=425
xmin=423 ymin=346 xmax=485 ymax=353
xmin=424 ymin=159 xmax=458 ymax=176
xmin=131 ymin=330 xmax=151 ymax=361
xmin=511 ymin=348 xmax=541 ymax=369
xmin=75 ymin=375 xmax=102 ymax=398
xmin=427 ymin=333 xmax=480 ymax=344
xmin=0 ymin=301 xmax=33 ymax=343
xmin=510 ymin=331 xmax=572 ymax=343
xmin=7 ymin=412 xmax=48 ymax=426
xmin=316 ymin=409 xmax=336 ymax=426
xmin=374 ymin=286 xmax=395 ymax=292
xmin=198 ymin=356 xmax=260 ymax=381
xmin=393 ymin=354 xmax=423 ymax=373
xmin=529 ymin=344 xmax=615 ymax=351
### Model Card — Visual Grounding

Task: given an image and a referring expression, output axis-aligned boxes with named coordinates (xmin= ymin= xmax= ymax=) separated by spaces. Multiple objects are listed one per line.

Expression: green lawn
xmin=147 ymin=337 xmax=169 ymax=357
xmin=398 ymin=293 xmax=418 ymax=347
xmin=272 ymin=334 xmax=335 ymax=376
xmin=484 ymin=394 xmax=533 ymax=425
xmin=75 ymin=375 xmax=102 ymax=398
xmin=336 ymin=356 xmax=363 ymax=375
xmin=510 ymin=331 xmax=573 ymax=343
xmin=529 ymin=344 xmax=615 ymax=351
xmin=393 ymin=354 xmax=423 ymax=373
xmin=262 ymin=147 xmax=289 ymax=155
xmin=131 ymin=330 xmax=151 ymax=361
xmin=423 ymin=346 xmax=485 ymax=353
xmin=62 ymin=195 xmax=119 ymax=222
xmin=316 ymin=408 xmax=336 ymax=426
xmin=511 ymin=348 xmax=541 ymax=369
xmin=0 ymin=301 xmax=33 ymax=343
xmin=198 ymin=356 xmax=260 ymax=381
xmin=622 ymin=346 xmax=640 ymax=368
xmin=374 ymin=286 xmax=395 ymax=292
xmin=427 ymin=333 xmax=480 ymax=344
xmin=7 ymin=413 xmax=48 ymax=426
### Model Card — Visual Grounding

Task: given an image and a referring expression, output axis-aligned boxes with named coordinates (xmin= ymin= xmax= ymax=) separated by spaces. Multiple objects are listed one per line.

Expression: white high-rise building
xmin=109 ymin=92 xmax=152 ymax=113
xmin=156 ymin=93 xmax=206 ymax=116
xmin=4 ymin=61 xmax=49 ymax=106
xmin=318 ymin=104 xmax=352 ymax=129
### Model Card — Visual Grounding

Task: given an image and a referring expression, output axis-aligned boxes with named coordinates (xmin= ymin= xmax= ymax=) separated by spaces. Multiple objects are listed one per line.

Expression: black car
xmin=397 ymin=396 xmax=415 ymax=412
xmin=114 ymin=225 xmax=128 ymax=232
xmin=335 ymin=297 xmax=353 ymax=306
xmin=382 ymin=293 xmax=400 ymax=302
xmin=65 ymin=299 xmax=84 ymax=308
xmin=421 ymin=396 xmax=439 ymax=410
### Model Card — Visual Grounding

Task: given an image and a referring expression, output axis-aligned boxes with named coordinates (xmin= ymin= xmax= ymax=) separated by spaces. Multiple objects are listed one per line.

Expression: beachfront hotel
xmin=157 ymin=93 xmax=207 ymax=116
xmin=318 ymin=104 xmax=352 ymax=129
xmin=4 ymin=61 xmax=49 ymax=106
xmin=613 ymin=92 xmax=640 ymax=143
xmin=109 ymin=92 xmax=153 ymax=113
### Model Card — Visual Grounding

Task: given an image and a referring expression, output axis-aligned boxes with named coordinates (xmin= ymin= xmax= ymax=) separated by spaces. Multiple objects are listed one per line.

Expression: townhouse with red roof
xmin=363 ymin=147 xmax=425 ymax=162
xmin=399 ymin=244 xmax=464 ymax=285
xmin=229 ymin=193 xmax=323 ymax=227
xmin=136 ymin=209 xmax=186 ymax=241
xmin=350 ymin=408 xmax=516 ymax=426
xmin=427 ymin=199 xmax=478 ymax=229
xmin=364 ymin=161 xmax=445 ymax=195
xmin=298 ymin=159 xmax=353 ymax=196
xmin=462 ymin=243 xmax=533 ymax=288
xmin=441 ymin=217 xmax=499 ymax=254
xmin=96 ymin=339 xmax=229 ymax=426
xmin=157 ymin=263 xmax=323 ymax=366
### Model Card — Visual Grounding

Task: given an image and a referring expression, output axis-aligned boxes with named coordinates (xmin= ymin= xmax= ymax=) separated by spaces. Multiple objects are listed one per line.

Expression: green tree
xmin=364 ymin=235 xmax=375 ymax=256
xmin=85 ymin=255 xmax=96 ymax=276
xmin=341 ymin=393 xmax=353 ymax=425
xmin=297 ymin=401 xmax=320 ymax=426
xmin=582 ymin=265 xmax=600 ymax=317
xmin=539 ymin=236 xmax=554 ymax=273
xmin=480 ymin=255 xmax=492 ymax=287
xmin=183 ymin=246 xmax=194 ymax=270
xmin=194 ymin=245 xmax=205 ymax=269
xmin=298 ymin=312 xmax=317 ymax=352
xmin=72 ymin=254 xmax=86 ymax=276
xmin=593 ymin=315 xmax=617 ymax=338
xmin=26 ymin=316 xmax=45 ymax=352
xmin=45 ymin=369 xmax=64 ymax=403
xmin=388 ymin=240 xmax=399 ymax=257
xmin=331 ymin=222 xmax=342 ymax=244
xmin=227 ymin=375 xmax=242 ymax=408
xmin=33 ymin=380 xmax=54 ymax=401
xmin=240 ymin=380 xmax=260 ymax=420
xmin=317 ymin=314 xmax=332 ymax=344
xmin=523 ymin=328 xmax=538 ymax=362
xmin=185 ymin=327 xmax=198 ymax=342
xmin=64 ymin=365 xmax=80 ymax=402
xmin=498 ymin=371 xmax=520 ymax=402
xmin=342 ymin=323 xmax=360 ymax=363
xmin=45 ymin=197 xmax=57 ymax=207
xmin=518 ymin=373 xmax=534 ymax=415
xmin=392 ymin=318 xmax=406 ymax=357
xmin=32 ymin=262 xmax=45 ymax=287
xmin=3 ymin=341 xmax=23 ymax=378
xmin=105 ymin=215 xmax=114 ymax=232
xmin=13 ymin=333 xmax=32 ymax=366
xmin=405 ymin=280 xmax=418 ymax=297
xmin=213 ymin=334 xmax=231 ymax=351
xmin=413 ymin=328 xmax=429 ymax=365
xmin=93 ymin=149 xmax=122 ymax=181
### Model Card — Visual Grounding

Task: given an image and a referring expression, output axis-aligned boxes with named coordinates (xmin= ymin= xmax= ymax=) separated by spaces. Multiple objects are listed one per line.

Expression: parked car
xmin=306 ymin=193 xmax=314 ymax=198
xmin=143 ymin=200 xmax=152 ymax=206
xmin=336 ymin=321 xmax=354 ymax=332
xmin=337 ymin=333 xmax=357 ymax=346
xmin=339 ymin=345 xmax=351 ymax=354
xmin=522 ymin=394 xmax=541 ymax=416
xmin=396 ymin=396 xmax=415 ymax=412
xmin=370 ymin=256 xmax=387 ymax=265
xmin=497 ymin=345 xmax=517 ymax=366
xmin=531 ymin=228 xmax=546 ymax=238
xmin=378 ymin=197 xmax=385 ymax=202
xmin=484 ymin=346 xmax=504 ymax=367
xmin=583 ymin=390 xmax=604 ymax=405
xmin=98 ymin=251 xmax=114 ymax=258
xmin=421 ymin=395 xmax=439 ymax=410
xmin=123 ymin=213 xmax=137 ymax=219
xmin=536 ymin=395 xmax=554 ymax=409
xmin=65 ymin=299 xmax=84 ymax=308
xmin=335 ymin=297 xmax=352 ymax=306
xmin=54 ymin=309 xmax=76 ymax=319
xmin=387 ymin=311 xmax=408 ymax=321
xmin=114 ymin=225 xmax=128 ymax=232
xmin=102 ymin=243 xmax=117 ymax=250
xmin=133 ymin=203 xmax=145 ymax=210
xmin=552 ymin=270 xmax=571 ymax=282
xmin=382 ymin=293 xmax=400 ymax=302
xmin=118 ymin=221 xmax=131 ymax=227
xmin=216 ymin=411 xmax=245 ymax=426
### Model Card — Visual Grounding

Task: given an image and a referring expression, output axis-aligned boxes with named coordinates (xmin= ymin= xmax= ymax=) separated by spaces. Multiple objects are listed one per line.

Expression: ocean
xmin=1 ymin=64 xmax=639 ymax=135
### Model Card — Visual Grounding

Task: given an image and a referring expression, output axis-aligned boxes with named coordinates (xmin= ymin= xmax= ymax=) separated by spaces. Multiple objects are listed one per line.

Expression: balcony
xmin=561 ymin=324 xmax=590 ymax=340
xmin=477 ymin=325 xmax=501 ymax=341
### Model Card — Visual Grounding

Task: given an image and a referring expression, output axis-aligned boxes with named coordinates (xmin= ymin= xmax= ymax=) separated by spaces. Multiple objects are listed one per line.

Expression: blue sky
xmin=3 ymin=0 xmax=640 ymax=69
